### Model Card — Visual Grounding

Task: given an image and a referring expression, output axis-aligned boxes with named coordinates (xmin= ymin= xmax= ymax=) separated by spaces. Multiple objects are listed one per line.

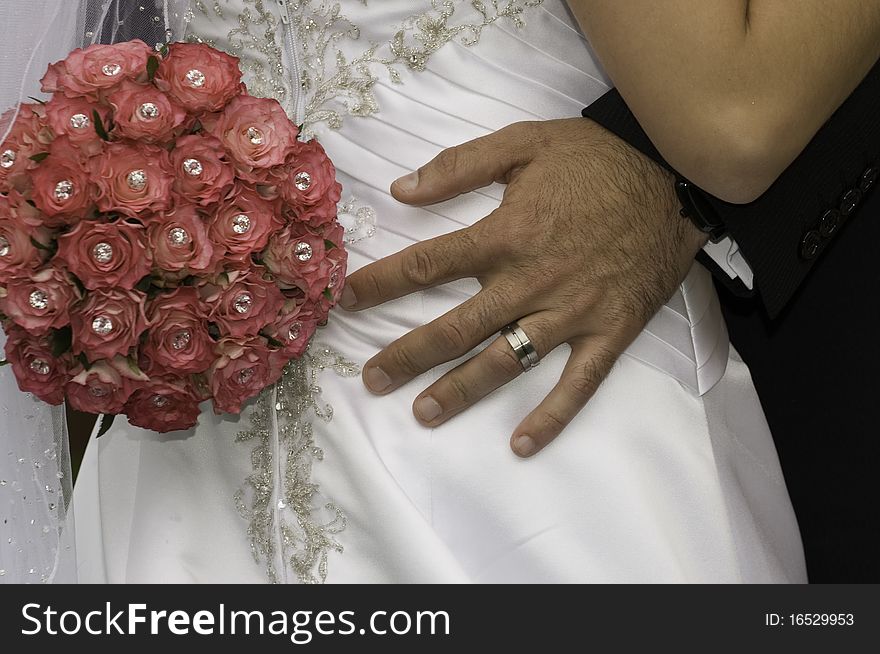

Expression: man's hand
xmin=339 ymin=118 xmax=708 ymax=457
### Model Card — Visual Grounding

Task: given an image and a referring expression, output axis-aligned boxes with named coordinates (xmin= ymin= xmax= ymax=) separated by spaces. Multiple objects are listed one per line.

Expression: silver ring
xmin=501 ymin=322 xmax=540 ymax=372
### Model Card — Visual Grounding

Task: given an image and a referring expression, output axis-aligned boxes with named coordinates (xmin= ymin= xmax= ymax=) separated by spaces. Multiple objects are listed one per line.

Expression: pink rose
xmin=209 ymin=337 xmax=283 ymax=414
xmin=29 ymin=136 xmax=94 ymax=223
xmin=57 ymin=218 xmax=151 ymax=290
xmin=0 ymin=266 xmax=79 ymax=334
xmin=2 ymin=189 xmax=48 ymax=230
xmin=0 ymin=104 xmax=53 ymax=192
xmin=90 ymin=142 xmax=174 ymax=217
xmin=202 ymin=266 xmax=284 ymax=339
xmin=155 ymin=42 xmax=243 ymax=113
xmin=40 ymin=40 xmax=154 ymax=100
xmin=280 ymin=138 xmax=341 ymax=210
xmin=141 ymin=287 xmax=215 ymax=375
xmin=169 ymin=134 xmax=235 ymax=206
xmin=208 ymin=184 xmax=283 ymax=261
xmin=205 ymin=94 xmax=299 ymax=173
xmin=147 ymin=203 xmax=218 ymax=281
xmin=265 ymin=297 xmax=319 ymax=359
xmin=2 ymin=325 xmax=69 ymax=405
xmin=262 ymin=221 xmax=334 ymax=301
xmin=65 ymin=355 xmax=147 ymax=415
xmin=0 ymin=201 xmax=52 ymax=283
xmin=108 ymin=80 xmax=187 ymax=143
xmin=293 ymin=193 xmax=341 ymax=229
xmin=124 ymin=377 xmax=202 ymax=433
xmin=71 ymin=287 xmax=149 ymax=361
xmin=43 ymin=95 xmax=109 ymax=156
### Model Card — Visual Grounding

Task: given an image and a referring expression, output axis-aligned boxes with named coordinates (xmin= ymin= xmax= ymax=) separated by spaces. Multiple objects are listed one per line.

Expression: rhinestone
xmin=287 ymin=321 xmax=302 ymax=341
xmin=101 ymin=63 xmax=122 ymax=77
xmin=294 ymin=242 xmax=313 ymax=262
xmin=246 ymin=126 xmax=264 ymax=145
xmin=233 ymin=292 xmax=252 ymax=314
xmin=167 ymin=227 xmax=190 ymax=247
xmin=171 ymin=329 xmax=191 ymax=350
xmin=151 ymin=394 xmax=169 ymax=408
xmin=29 ymin=359 xmax=50 ymax=376
xmin=91 ymin=242 xmax=113 ymax=264
xmin=69 ymin=113 xmax=90 ymax=130
xmin=186 ymin=69 xmax=205 ymax=87
xmin=54 ymin=180 xmax=74 ymax=201
xmin=0 ymin=236 xmax=9 ymax=257
xmin=231 ymin=214 xmax=251 ymax=234
xmin=182 ymin=158 xmax=203 ymax=176
xmin=0 ymin=149 xmax=15 ymax=168
xmin=88 ymin=386 xmax=109 ymax=398
xmin=28 ymin=290 xmax=48 ymax=310
xmin=138 ymin=102 xmax=160 ymax=120
xmin=126 ymin=169 xmax=147 ymax=190
xmin=294 ymin=171 xmax=312 ymax=191
xmin=91 ymin=315 xmax=114 ymax=336
xmin=237 ymin=368 xmax=254 ymax=385
xmin=328 ymin=268 xmax=340 ymax=288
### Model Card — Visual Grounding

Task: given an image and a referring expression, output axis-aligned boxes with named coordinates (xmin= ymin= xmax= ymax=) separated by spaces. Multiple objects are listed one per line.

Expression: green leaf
xmin=30 ymin=236 xmax=52 ymax=251
xmin=127 ymin=356 xmax=144 ymax=377
xmin=50 ymin=327 xmax=73 ymax=358
xmin=0 ymin=359 xmax=10 ymax=367
xmin=322 ymin=288 xmax=333 ymax=300
xmin=146 ymin=55 xmax=159 ymax=81
xmin=135 ymin=276 xmax=152 ymax=293
xmin=26 ymin=96 xmax=47 ymax=106
xmin=29 ymin=152 xmax=49 ymax=163
xmin=323 ymin=239 xmax=337 ymax=250
xmin=77 ymin=352 xmax=91 ymax=370
xmin=266 ymin=335 xmax=284 ymax=348
xmin=159 ymin=44 xmax=170 ymax=58
xmin=96 ymin=414 xmax=116 ymax=438
xmin=92 ymin=110 xmax=110 ymax=141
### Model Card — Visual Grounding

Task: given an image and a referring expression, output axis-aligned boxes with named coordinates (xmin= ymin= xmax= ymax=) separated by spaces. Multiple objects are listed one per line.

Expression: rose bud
xmin=65 ymin=355 xmax=148 ymax=415
xmin=0 ymin=103 xmax=53 ymax=193
xmin=147 ymin=203 xmax=219 ymax=282
xmin=262 ymin=222 xmax=333 ymax=302
xmin=205 ymin=94 xmax=299 ymax=173
xmin=280 ymin=137 xmax=341 ymax=210
xmin=43 ymin=95 xmax=110 ymax=156
xmin=108 ymin=80 xmax=187 ymax=143
xmin=57 ymin=218 xmax=151 ymax=290
xmin=3 ymin=325 xmax=71 ymax=405
xmin=264 ymin=297 xmax=319 ymax=359
xmin=207 ymin=183 xmax=283 ymax=261
xmin=203 ymin=265 xmax=284 ymax=339
xmin=29 ymin=136 xmax=94 ymax=223
xmin=170 ymin=134 xmax=235 ymax=206
xmin=141 ymin=287 xmax=215 ymax=375
xmin=209 ymin=336 xmax=282 ymax=415
xmin=0 ymin=204 xmax=53 ymax=284
xmin=124 ymin=376 xmax=202 ymax=433
xmin=40 ymin=40 xmax=154 ymax=101
xmin=90 ymin=142 xmax=174 ymax=218
xmin=316 ymin=224 xmax=348 ymax=311
xmin=154 ymin=42 xmax=243 ymax=113
xmin=70 ymin=287 xmax=149 ymax=361
xmin=0 ymin=266 xmax=80 ymax=334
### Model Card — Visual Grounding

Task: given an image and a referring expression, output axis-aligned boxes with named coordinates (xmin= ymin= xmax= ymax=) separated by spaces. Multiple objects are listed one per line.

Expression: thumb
xmin=391 ymin=122 xmax=534 ymax=206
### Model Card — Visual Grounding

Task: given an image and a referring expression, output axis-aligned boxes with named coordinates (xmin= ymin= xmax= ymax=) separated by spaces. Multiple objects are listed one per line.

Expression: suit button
xmin=840 ymin=188 xmax=862 ymax=216
xmin=860 ymin=166 xmax=878 ymax=194
xmin=800 ymin=230 xmax=822 ymax=260
xmin=818 ymin=209 xmax=842 ymax=237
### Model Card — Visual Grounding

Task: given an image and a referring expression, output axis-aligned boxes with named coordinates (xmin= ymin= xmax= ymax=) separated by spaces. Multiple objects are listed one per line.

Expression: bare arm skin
xmin=567 ymin=1 xmax=880 ymax=202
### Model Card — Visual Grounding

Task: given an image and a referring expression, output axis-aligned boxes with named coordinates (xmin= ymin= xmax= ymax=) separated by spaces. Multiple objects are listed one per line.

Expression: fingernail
xmin=512 ymin=434 xmax=537 ymax=457
xmin=364 ymin=366 xmax=392 ymax=393
xmin=394 ymin=170 xmax=419 ymax=193
xmin=414 ymin=396 xmax=442 ymax=423
xmin=339 ymin=284 xmax=356 ymax=310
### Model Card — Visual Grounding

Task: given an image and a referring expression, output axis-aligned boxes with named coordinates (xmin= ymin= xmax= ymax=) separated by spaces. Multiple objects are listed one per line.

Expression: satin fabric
xmin=74 ymin=0 xmax=806 ymax=583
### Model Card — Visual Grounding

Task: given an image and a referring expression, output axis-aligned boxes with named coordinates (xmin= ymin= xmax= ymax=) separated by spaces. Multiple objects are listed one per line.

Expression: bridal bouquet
xmin=0 ymin=40 xmax=346 ymax=432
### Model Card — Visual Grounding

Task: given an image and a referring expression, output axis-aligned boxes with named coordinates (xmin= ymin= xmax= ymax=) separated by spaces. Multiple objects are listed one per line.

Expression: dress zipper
xmin=276 ymin=0 xmax=305 ymax=126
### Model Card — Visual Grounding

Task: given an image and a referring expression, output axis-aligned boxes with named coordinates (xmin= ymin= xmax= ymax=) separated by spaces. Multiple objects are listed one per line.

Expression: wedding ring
xmin=501 ymin=322 xmax=540 ymax=372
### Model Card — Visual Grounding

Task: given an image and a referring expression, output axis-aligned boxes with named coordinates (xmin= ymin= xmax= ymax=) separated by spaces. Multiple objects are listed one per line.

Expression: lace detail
xmin=234 ymin=342 xmax=358 ymax=584
xmin=337 ymin=197 xmax=377 ymax=244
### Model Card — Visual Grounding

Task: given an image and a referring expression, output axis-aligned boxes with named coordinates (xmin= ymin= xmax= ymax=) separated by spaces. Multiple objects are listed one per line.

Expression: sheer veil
xmin=0 ymin=0 xmax=190 ymax=584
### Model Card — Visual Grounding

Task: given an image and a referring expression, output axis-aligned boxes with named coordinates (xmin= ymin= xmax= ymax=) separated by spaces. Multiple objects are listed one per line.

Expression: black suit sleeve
xmin=582 ymin=62 xmax=880 ymax=319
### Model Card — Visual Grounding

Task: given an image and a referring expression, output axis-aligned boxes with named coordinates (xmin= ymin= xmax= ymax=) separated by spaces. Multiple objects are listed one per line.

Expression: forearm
xmin=567 ymin=1 xmax=880 ymax=202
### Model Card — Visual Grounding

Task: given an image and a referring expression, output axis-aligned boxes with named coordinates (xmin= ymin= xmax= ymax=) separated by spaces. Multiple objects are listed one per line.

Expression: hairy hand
xmin=340 ymin=118 xmax=708 ymax=457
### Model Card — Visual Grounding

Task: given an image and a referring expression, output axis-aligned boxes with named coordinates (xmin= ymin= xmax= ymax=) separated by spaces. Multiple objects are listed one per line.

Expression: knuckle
xmin=537 ymin=408 xmax=568 ymax=433
xmin=435 ymin=319 xmax=471 ymax=353
xmin=389 ymin=345 xmax=424 ymax=378
xmin=567 ymin=371 xmax=598 ymax=403
xmin=430 ymin=147 xmax=461 ymax=178
xmin=445 ymin=374 xmax=472 ymax=405
xmin=404 ymin=247 xmax=436 ymax=287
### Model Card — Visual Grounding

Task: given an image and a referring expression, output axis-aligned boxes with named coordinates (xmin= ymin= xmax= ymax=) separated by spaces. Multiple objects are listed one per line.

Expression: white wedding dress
xmin=73 ymin=0 xmax=807 ymax=583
